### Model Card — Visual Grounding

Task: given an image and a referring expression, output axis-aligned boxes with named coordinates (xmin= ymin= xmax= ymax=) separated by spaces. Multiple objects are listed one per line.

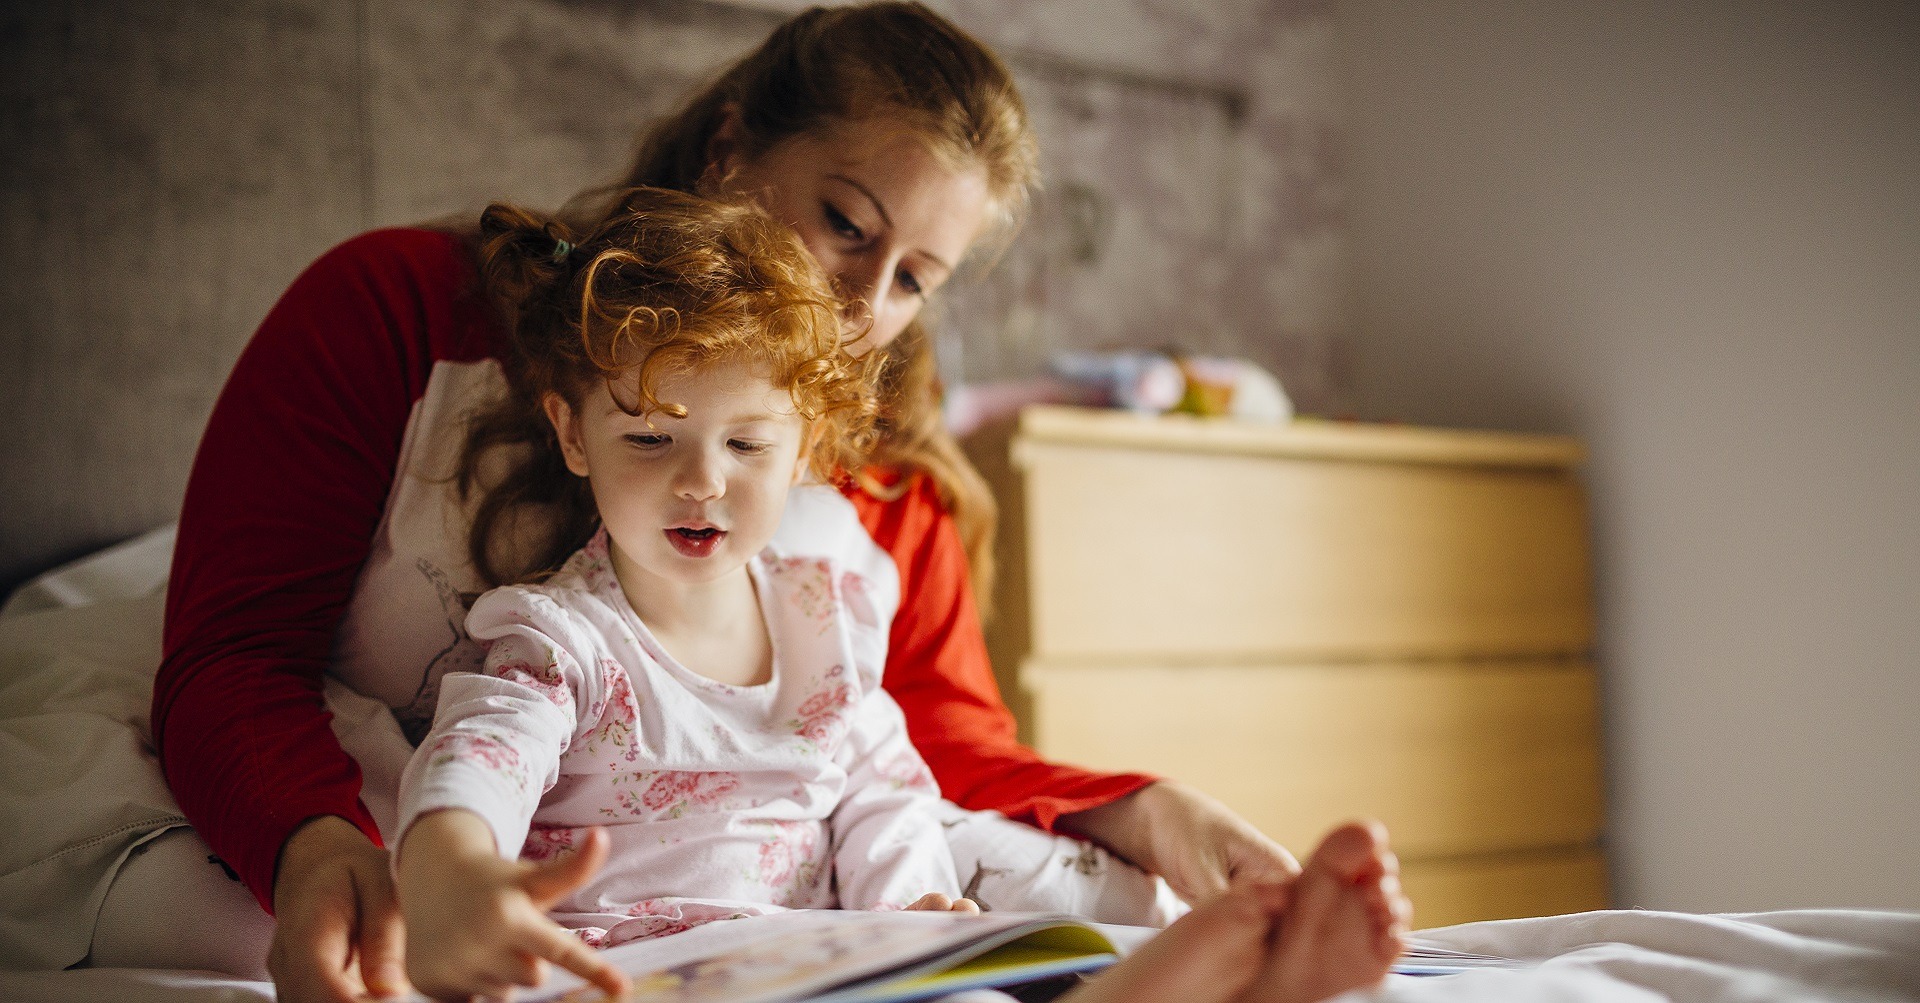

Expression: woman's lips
xmin=666 ymin=526 xmax=725 ymax=558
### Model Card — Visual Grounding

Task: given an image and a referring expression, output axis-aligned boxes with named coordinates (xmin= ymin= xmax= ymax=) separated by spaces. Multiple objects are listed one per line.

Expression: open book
xmin=520 ymin=910 xmax=1523 ymax=1003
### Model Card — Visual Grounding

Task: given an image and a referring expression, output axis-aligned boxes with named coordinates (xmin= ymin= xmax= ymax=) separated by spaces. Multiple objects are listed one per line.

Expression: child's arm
xmin=398 ymin=811 xmax=629 ymax=1001
xmin=395 ymin=587 xmax=624 ymax=997
xmin=828 ymin=686 xmax=967 ymax=910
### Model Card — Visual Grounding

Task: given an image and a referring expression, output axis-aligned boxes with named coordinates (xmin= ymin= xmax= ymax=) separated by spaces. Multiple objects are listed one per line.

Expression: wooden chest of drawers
xmin=965 ymin=406 xmax=1609 ymax=927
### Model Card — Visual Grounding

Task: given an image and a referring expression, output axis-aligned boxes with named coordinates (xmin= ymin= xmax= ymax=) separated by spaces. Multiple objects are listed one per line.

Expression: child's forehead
xmin=600 ymin=361 xmax=801 ymax=423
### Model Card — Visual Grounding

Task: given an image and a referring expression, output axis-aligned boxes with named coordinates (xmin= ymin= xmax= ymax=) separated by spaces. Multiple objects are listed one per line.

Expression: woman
xmin=149 ymin=4 xmax=1295 ymax=1001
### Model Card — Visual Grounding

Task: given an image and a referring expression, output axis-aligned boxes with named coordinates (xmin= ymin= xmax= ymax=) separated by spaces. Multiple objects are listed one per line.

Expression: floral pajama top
xmin=396 ymin=513 xmax=960 ymax=945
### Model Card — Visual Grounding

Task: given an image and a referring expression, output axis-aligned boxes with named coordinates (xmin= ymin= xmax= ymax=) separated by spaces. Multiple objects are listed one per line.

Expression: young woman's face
xmin=717 ymin=121 xmax=992 ymax=357
xmin=545 ymin=359 xmax=806 ymax=594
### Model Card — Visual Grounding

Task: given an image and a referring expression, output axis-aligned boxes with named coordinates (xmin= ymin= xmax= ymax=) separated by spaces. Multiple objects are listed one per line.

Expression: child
xmin=393 ymin=188 xmax=1171 ymax=1001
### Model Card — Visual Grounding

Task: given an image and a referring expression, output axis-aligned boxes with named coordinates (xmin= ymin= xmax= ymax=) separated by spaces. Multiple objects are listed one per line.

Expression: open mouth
xmin=665 ymin=526 xmax=725 ymax=558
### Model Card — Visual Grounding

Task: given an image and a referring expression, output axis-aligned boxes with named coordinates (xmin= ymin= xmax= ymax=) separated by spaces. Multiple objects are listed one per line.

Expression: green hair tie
xmin=551 ymin=239 xmax=573 ymax=263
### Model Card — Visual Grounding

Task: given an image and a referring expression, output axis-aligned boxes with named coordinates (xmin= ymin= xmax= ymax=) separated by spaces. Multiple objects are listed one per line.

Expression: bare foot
xmin=905 ymin=892 xmax=981 ymax=914
xmin=1236 ymin=820 xmax=1411 ymax=1003
xmin=1061 ymin=882 xmax=1291 ymax=1003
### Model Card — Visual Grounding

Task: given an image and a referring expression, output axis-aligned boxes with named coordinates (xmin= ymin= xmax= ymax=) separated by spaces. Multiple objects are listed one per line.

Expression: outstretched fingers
xmin=521 ymin=921 xmax=630 ymax=1000
xmin=509 ymin=832 xmax=626 ymax=999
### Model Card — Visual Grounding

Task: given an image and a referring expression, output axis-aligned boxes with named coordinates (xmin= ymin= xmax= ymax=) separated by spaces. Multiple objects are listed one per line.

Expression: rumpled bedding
xmin=2 ymin=531 xmax=1916 ymax=1001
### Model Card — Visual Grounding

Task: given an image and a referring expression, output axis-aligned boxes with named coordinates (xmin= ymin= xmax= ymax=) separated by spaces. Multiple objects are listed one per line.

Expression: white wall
xmin=1335 ymin=1 xmax=1920 ymax=911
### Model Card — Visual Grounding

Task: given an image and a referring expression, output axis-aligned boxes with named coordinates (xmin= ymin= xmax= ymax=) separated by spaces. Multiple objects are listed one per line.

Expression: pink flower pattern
xmin=519 ymin=826 xmax=578 ymax=863
xmin=755 ymin=820 xmax=823 ymax=901
xmin=773 ymin=557 xmax=838 ymax=632
xmin=491 ymin=655 xmax=570 ymax=711
xmin=602 ymin=769 xmax=743 ymax=819
xmin=582 ymin=662 xmax=640 ymax=764
xmin=426 ymin=731 xmax=527 ymax=792
xmin=789 ymin=674 xmax=854 ymax=748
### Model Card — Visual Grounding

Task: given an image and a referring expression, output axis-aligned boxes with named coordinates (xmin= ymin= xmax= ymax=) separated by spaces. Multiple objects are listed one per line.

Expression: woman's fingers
xmin=268 ymin=817 xmax=396 ymax=1003
xmin=521 ymin=827 xmax=610 ymax=906
xmin=352 ymin=865 xmax=412 ymax=999
xmin=266 ymin=887 xmax=363 ymax=1003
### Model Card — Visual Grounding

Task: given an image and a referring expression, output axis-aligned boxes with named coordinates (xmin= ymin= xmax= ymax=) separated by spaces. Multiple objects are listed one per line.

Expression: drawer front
xmin=1024 ymin=661 xmax=1606 ymax=859
xmin=1401 ymin=848 xmax=1611 ymax=928
xmin=1018 ymin=442 xmax=1592 ymax=661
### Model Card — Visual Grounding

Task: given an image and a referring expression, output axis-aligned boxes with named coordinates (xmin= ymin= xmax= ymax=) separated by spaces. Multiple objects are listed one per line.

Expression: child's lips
xmin=665 ymin=526 xmax=725 ymax=558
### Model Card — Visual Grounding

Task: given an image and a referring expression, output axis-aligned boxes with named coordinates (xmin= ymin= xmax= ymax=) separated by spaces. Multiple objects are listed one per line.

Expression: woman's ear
xmin=701 ymin=102 xmax=746 ymax=191
xmin=542 ymin=392 xmax=592 ymax=478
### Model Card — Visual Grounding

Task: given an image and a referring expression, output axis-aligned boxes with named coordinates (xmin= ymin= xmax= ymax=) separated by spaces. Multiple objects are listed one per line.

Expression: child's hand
xmin=905 ymin=892 xmax=982 ymax=914
xmin=397 ymin=812 xmax=631 ymax=1001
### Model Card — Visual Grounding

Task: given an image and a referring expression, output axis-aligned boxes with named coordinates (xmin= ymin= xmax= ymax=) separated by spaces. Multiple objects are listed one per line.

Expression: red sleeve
xmin=153 ymin=228 xmax=497 ymax=911
xmin=843 ymin=474 xmax=1156 ymax=832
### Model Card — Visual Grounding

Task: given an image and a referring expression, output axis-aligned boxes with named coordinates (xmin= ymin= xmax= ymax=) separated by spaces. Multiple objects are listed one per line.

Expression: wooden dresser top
xmin=1013 ymin=406 xmax=1586 ymax=471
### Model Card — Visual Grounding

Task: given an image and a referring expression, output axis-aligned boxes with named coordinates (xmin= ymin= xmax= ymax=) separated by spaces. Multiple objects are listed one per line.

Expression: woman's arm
xmin=848 ymin=473 xmax=1159 ymax=831
xmin=852 ymin=474 xmax=1299 ymax=901
xmin=153 ymin=231 xmax=439 ymax=905
xmin=151 ymin=229 xmax=492 ymax=1001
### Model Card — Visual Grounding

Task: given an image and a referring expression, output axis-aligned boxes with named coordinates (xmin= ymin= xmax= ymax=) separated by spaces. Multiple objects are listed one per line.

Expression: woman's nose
xmin=835 ymin=260 xmax=889 ymax=329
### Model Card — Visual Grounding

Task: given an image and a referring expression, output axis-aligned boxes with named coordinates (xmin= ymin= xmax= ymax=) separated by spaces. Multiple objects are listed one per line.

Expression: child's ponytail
xmin=455 ymin=203 xmax=602 ymax=589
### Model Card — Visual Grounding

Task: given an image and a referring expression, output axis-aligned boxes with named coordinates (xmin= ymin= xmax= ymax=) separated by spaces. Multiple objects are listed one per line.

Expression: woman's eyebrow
xmin=828 ymin=173 xmax=891 ymax=229
xmin=828 ymin=173 xmax=956 ymax=275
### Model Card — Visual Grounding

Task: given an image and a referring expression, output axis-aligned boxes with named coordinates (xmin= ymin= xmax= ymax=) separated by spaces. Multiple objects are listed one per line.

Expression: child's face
xmin=546 ymin=359 xmax=806 ymax=591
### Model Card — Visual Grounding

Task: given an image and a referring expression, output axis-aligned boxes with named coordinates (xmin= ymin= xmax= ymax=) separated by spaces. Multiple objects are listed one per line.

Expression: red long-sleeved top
xmin=153 ymin=228 xmax=1151 ymax=911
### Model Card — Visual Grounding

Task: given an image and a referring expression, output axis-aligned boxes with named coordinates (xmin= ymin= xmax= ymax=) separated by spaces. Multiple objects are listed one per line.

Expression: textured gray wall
xmin=1 ymin=0 xmax=1346 ymax=593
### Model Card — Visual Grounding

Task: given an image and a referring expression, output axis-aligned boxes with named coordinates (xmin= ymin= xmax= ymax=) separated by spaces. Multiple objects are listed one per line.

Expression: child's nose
xmin=673 ymin=450 xmax=726 ymax=501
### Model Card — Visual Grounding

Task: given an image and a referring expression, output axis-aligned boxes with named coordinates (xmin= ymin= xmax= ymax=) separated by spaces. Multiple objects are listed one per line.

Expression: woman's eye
xmin=729 ymin=438 xmax=772 ymax=455
xmin=896 ymin=269 xmax=924 ymax=297
xmin=824 ymin=203 xmax=863 ymax=241
xmin=625 ymin=433 xmax=668 ymax=448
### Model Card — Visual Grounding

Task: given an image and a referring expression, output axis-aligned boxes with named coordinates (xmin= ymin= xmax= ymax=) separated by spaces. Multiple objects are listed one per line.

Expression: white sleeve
xmin=828 ymin=685 xmax=962 ymax=910
xmin=394 ymin=586 xmax=605 ymax=862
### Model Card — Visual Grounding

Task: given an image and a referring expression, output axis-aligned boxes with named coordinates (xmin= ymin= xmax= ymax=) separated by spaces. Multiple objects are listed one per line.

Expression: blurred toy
xmin=1050 ymin=350 xmax=1187 ymax=414
xmin=1173 ymin=355 xmax=1293 ymax=424
xmin=942 ymin=350 xmax=1292 ymax=436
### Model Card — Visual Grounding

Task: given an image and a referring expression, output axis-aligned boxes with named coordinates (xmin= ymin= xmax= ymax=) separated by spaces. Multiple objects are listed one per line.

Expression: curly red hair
xmin=460 ymin=187 xmax=878 ymax=586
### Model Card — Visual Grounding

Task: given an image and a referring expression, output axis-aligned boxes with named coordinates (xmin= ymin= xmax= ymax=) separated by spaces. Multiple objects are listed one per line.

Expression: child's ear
xmin=793 ymin=426 xmax=822 ymax=485
xmin=542 ymin=392 xmax=592 ymax=478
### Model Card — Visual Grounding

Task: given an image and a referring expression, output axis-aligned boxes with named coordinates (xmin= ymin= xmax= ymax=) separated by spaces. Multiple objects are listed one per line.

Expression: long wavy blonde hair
xmin=617 ymin=1 xmax=1039 ymax=604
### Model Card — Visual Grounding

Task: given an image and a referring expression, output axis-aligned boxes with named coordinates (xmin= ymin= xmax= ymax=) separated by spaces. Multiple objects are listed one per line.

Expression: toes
xmin=1306 ymin=821 xmax=1390 ymax=887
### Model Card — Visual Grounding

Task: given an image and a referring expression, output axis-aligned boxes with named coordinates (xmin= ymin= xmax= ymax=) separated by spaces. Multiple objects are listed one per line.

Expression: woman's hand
xmin=397 ymin=812 xmax=629 ymax=1002
xmin=1058 ymin=780 xmax=1301 ymax=905
xmin=268 ymin=815 xmax=410 ymax=1003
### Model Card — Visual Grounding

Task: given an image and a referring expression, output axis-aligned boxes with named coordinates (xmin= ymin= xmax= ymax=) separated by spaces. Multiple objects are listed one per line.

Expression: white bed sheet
xmin=1 ymin=907 xmax=1915 ymax=1002
xmin=3 ymin=532 xmax=1917 ymax=1001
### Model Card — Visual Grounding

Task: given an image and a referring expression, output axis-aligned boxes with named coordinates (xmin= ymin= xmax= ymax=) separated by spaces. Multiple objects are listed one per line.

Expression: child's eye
xmin=625 ymin=433 xmax=669 ymax=449
xmin=824 ymin=203 xmax=863 ymax=241
xmin=728 ymin=438 xmax=772 ymax=455
xmin=896 ymin=268 xmax=924 ymax=297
